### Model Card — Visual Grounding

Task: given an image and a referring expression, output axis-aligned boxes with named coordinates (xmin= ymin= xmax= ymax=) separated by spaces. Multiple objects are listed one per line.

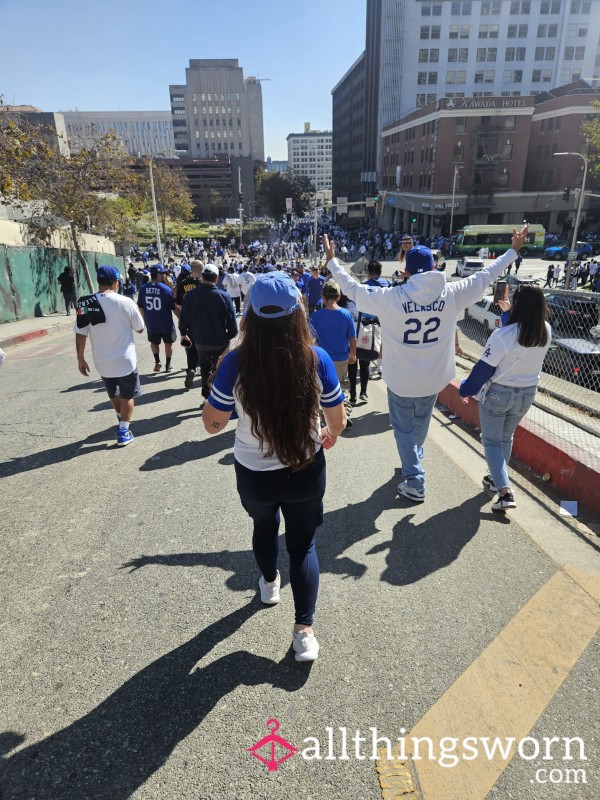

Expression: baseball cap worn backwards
xmin=405 ymin=246 xmax=434 ymax=275
xmin=97 ymin=265 xmax=120 ymax=283
xmin=251 ymin=273 xmax=301 ymax=319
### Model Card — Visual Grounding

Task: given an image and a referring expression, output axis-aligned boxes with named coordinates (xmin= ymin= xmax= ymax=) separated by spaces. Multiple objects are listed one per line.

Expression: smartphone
xmin=493 ymin=280 xmax=508 ymax=303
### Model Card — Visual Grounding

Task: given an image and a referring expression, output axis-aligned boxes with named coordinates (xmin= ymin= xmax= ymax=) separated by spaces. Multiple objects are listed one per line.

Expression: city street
xmin=1 ymin=329 xmax=599 ymax=800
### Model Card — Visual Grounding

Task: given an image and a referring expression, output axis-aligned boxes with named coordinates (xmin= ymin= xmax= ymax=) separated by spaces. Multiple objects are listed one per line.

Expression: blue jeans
xmin=234 ymin=447 xmax=326 ymax=626
xmin=387 ymin=389 xmax=438 ymax=492
xmin=478 ymin=383 xmax=537 ymax=491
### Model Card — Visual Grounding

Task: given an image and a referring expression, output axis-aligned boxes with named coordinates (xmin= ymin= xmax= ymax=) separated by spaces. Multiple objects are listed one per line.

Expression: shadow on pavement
xmin=139 ymin=430 xmax=235 ymax=470
xmin=367 ymin=493 xmax=503 ymax=586
xmin=342 ymin=410 xmax=391 ymax=438
xmin=0 ymin=603 xmax=310 ymax=800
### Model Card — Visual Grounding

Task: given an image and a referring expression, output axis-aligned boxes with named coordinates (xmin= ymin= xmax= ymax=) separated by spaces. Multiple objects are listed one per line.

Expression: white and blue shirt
xmin=208 ymin=346 xmax=344 ymax=471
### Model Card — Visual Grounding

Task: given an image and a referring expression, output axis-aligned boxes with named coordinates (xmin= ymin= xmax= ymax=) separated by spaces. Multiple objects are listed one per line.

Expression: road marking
xmin=376 ymin=567 xmax=600 ymax=800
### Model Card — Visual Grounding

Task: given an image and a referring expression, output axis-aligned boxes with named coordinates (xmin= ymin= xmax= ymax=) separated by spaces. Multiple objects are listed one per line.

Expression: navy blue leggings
xmin=234 ymin=447 xmax=326 ymax=626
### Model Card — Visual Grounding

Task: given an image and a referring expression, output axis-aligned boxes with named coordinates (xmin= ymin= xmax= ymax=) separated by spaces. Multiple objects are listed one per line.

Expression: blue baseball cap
xmin=180 ymin=263 xmax=192 ymax=273
xmin=150 ymin=264 xmax=168 ymax=275
xmin=251 ymin=273 xmax=301 ymax=319
xmin=97 ymin=265 xmax=121 ymax=283
xmin=405 ymin=246 xmax=435 ymax=275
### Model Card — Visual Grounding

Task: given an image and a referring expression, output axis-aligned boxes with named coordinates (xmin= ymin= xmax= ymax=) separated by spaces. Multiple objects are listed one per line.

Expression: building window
xmin=451 ymin=1 xmax=472 ymax=14
xmin=570 ymin=1 xmax=591 ymax=12
xmin=455 ymin=117 xmax=467 ymax=133
xmin=481 ymin=0 xmax=501 ymax=13
xmin=535 ymin=46 xmax=555 ymax=60
xmin=537 ymin=23 xmax=558 ymax=37
xmin=172 ymin=109 xmax=186 ymax=115
xmin=540 ymin=0 xmax=560 ymax=11
xmin=428 ymin=71 xmax=438 ymax=84
xmin=564 ymin=45 xmax=585 ymax=60
xmin=567 ymin=23 xmax=588 ymax=37
xmin=418 ymin=71 xmax=428 ymax=85
xmin=505 ymin=47 xmax=526 ymax=61
xmin=504 ymin=115 xmax=516 ymax=130
xmin=170 ymin=95 xmax=184 ymax=102
xmin=510 ymin=1 xmax=531 ymax=12
xmin=532 ymin=68 xmax=553 ymax=83
xmin=421 ymin=2 xmax=443 ymax=15
xmin=497 ymin=171 xmax=509 ymax=187
xmin=479 ymin=24 xmax=499 ymax=38
xmin=453 ymin=144 xmax=464 ymax=161
xmin=508 ymin=24 xmax=528 ymax=37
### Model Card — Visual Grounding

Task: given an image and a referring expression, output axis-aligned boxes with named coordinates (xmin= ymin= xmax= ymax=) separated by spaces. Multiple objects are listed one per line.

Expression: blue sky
xmin=1 ymin=0 xmax=366 ymax=160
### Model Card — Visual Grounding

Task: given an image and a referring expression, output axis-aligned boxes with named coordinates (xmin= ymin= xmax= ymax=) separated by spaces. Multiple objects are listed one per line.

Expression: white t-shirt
xmin=480 ymin=322 xmax=552 ymax=387
xmin=237 ymin=271 xmax=256 ymax=292
xmin=74 ymin=292 xmax=144 ymax=378
xmin=223 ymin=273 xmax=241 ymax=297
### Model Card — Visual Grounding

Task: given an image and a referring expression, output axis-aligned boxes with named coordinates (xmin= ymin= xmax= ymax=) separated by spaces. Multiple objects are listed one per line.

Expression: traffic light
xmin=238 ymin=193 xmax=244 ymax=204
xmin=286 ymin=213 xmax=292 ymax=225
xmin=562 ymin=187 xmax=570 ymax=202
xmin=411 ymin=215 xmax=417 ymax=224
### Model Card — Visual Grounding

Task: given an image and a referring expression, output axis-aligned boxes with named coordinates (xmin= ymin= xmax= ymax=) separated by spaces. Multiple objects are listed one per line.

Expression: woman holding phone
xmin=459 ymin=285 xmax=551 ymax=511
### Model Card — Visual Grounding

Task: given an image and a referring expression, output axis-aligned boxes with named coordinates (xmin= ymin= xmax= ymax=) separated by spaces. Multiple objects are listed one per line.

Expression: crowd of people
xmin=73 ymin=224 xmax=551 ymax=660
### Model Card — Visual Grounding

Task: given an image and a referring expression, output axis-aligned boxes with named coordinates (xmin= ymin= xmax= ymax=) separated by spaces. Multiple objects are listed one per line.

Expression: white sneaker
xmin=259 ymin=571 xmax=280 ymax=605
xmin=292 ymin=630 xmax=320 ymax=662
xmin=398 ymin=480 xmax=425 ymax=503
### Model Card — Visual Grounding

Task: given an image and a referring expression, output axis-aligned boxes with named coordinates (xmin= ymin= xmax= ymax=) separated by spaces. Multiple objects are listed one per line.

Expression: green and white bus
xmin=455 ymin=224 xmax=546 ymax=257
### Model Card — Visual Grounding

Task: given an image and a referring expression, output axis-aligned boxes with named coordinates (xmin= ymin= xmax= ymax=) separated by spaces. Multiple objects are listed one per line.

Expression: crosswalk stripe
xmin=376 ymin=567 xmax=600 ymax=800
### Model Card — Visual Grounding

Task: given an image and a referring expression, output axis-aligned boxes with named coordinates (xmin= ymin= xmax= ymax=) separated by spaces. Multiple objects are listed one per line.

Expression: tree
xmin=255 ymin=170 xmax=315 ymax=219
xmin=0 ymin=116 xmax=136 ymax=291
xmin=583 ymin=100 xmax=600 ymax=173
xmin=195 ymin=187 xmax=223 ymax=222
xmin=142 ymin=161 xmax=193 ymax=237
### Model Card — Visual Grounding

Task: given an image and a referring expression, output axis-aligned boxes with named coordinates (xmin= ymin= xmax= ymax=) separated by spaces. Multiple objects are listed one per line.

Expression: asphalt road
xmin=0 ymin=330 xmax=599 ymax=800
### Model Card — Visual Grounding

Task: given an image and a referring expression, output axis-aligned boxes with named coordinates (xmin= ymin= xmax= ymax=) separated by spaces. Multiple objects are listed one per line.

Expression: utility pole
xmin=554 ymin=152 xmax=589 ymax=289
xmin=238 ymin=166 xmax=243 ymax=247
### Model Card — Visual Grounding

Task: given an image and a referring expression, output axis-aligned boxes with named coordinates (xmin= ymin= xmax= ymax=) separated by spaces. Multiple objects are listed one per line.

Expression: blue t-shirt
xmin=208 ymin=346 xmax=344 ymax=471
xmin=137 ymin=282 xmax=175 ymax=334
xmin=296 ymin=273 xmax=309 ymax=294
xmin=361 ymin=276 xmax=391 ymax=321
xmin=310 ymin=308 xmax=356 ymax=361
xmin=306 ymin=275 xmax=325 ymax=305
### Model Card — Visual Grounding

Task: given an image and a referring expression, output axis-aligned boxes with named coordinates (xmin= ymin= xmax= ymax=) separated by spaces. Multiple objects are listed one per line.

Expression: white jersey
xmin=74 ymin=292 xmax=144 ymax=378
xmin=327 ymin=249 xmax=516 ymax=397
xmin=481 ymin=322 xmax=552 ymax=388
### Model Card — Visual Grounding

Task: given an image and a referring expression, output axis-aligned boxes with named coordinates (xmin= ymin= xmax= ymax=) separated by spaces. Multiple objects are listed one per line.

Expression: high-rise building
xmin=333 ymin=0 xmax=600 ymax=208
xmin=287 ymin=123 xmax=332 ymax=198
xmin=169 ymin=59 xmax=264 ymax=162
xmin=61 ymin=111 xmax=174 ymax=156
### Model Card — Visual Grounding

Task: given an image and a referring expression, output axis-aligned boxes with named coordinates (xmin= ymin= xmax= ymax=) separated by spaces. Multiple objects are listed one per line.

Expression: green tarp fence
xmin=0 ymin=245 xmax=124 ymax=322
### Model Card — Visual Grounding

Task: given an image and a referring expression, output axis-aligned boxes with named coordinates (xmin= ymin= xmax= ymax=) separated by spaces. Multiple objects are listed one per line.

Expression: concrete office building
xmin=265 ymin=157 xmax=288 ymax=174
xmin=378 ymin=81 xmax=600 ymax=236
xmin=169 ymin=59 xmax=264 ymax=162
xmin=169 ymin=59 xmax=264 ymax=215
xmin=333 ymin=0 xmax=600 ymax=210
xmin=61 ymin=111 xmax=174 ymax=156
xmin=287 ymin=123 xmax=332 ymax=200
xmin=0 ymin=106 xmax=70 ymax=156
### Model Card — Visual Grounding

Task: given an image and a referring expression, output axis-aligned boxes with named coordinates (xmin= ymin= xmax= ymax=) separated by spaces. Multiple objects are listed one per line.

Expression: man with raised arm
xmin=323 ymin=226 xmax=528 ymax=503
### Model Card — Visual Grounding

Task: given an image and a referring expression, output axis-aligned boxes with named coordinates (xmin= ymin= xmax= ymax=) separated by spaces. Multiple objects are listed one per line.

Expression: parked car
xmin=431 ymin=248 xmax=446 ymax=271
xmin=463 ymin=296 xmax=503 ymax=334
xmin=543 ymin=337 xmax=600 ymax=392
xmin=546 ymin=293 xmax=599 ymax=333
xmin=544 ymin=241 xmax=593 ymax=260
xmin=455 ymin=256 xmax=485 ymax=277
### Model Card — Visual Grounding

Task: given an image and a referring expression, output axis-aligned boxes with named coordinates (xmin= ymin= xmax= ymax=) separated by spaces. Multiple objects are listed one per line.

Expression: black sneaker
xmin=184 ymin=370 xmax=194 ymax=390
xmin=350 ymin=396 xmax=357 ymax=406
xmin=492 ymin=492 xmax=516 ymax=512
xmin=359 ymin=392 xmax=368 ymax=402
xmin=482 ymin=474 xmax=497 ymax=493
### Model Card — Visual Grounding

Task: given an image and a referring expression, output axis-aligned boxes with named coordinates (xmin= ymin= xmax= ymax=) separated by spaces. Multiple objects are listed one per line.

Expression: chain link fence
xmin=456 ymin=287 xmax=600 ymax=463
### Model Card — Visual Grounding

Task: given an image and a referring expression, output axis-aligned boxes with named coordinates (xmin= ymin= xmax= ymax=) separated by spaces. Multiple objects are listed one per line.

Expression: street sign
xmin=285 ymin=197 xmax=293 ymax=213
xmin=568 ymin=252 xmax=578 ymax=261
xmin=337 ymin=196 xmax=348 ymax=214
xmin=365 ymin=197 xmax=375 ymax=208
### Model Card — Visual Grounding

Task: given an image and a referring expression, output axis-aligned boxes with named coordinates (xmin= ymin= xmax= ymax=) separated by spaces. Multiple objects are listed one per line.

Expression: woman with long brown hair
xmin=202 ymin=272 xmax=346 ymax=661
xmin=460 ymin=284 xmax=551 ymax=511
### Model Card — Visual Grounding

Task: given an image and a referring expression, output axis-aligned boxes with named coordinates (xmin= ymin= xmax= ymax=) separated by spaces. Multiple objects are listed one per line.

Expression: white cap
xmin=203 ymin=263 xmax=219 ymax=276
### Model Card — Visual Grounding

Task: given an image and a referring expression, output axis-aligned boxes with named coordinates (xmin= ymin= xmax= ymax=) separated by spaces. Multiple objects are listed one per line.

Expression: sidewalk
xmin=0 ymin=313 xmax=73 ymax=350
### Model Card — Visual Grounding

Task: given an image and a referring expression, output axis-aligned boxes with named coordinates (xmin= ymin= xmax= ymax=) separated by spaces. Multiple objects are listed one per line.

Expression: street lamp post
xmin=148 ymin=154 xmax=164 ymax=265
xmin=449 ymin=165 xmax=463 ymax=242
xmin=554 ymin=151 xmax=589 ymax=289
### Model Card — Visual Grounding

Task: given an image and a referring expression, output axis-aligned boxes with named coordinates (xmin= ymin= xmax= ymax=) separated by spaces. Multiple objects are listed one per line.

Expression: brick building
xmin=379 ymin=81 xmax=600 ymax=236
